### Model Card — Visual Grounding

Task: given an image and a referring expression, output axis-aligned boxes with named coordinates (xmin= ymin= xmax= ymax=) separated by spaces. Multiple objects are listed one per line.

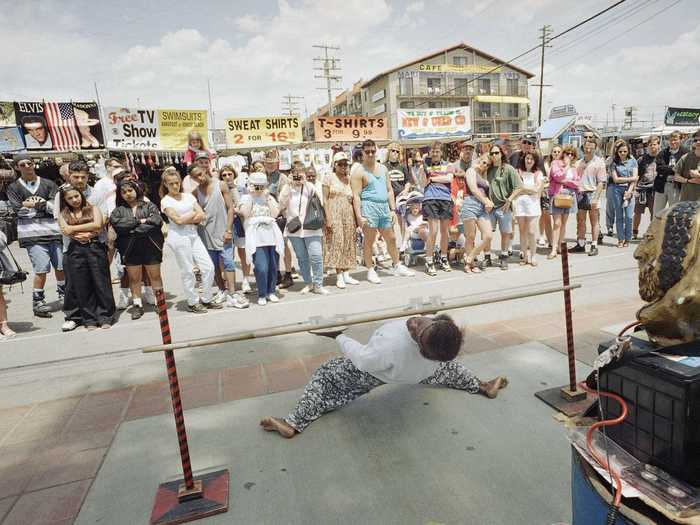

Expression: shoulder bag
xmin=286 ymin=186 xmax=303 ymax=233
xmin=303 ymin=186 xmax=325 ymax=230
xmin=553 ymin=192 xmax=574 ymax=209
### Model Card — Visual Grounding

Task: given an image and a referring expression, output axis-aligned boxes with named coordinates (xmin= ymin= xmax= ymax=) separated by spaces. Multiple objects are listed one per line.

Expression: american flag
xmin=44 ymin=102 xmax=81 ymax=151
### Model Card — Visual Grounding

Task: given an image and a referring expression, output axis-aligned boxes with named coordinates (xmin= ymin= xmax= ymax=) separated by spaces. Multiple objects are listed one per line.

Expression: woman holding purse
xmin=608 ymin=140 xmax=638 ymax=247
xmin=547 ymin=144 xmax=580 ymax=259
xmin=278 ymin=161 xmax=327 ymax=295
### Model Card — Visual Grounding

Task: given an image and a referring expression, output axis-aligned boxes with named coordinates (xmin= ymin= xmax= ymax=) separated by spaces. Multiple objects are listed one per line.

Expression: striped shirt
xmin=6 ymin=177 xmax=62 ymax=248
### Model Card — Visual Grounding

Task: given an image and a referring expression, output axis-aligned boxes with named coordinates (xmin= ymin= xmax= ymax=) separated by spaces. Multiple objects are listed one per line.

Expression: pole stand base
xmin=560 ymin=386 xmax=587 ymax=402
xmin=150 ymin=469 xmax=229 ymax=525
xmin=535 ymin=385 xmax=596 ymax=417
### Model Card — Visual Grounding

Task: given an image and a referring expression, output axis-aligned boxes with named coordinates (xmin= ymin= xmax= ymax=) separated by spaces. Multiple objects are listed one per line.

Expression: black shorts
xmin=120 ymin=237 xmax=163 ymax=266
xmin=422 ymin=199 xmax=453 ymax=220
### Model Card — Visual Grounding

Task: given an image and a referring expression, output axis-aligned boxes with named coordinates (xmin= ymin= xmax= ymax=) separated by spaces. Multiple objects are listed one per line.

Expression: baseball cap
xmin=249 ymin=172 xmax=268 ymax=186
xmin=333 ymin=152 xmax=349 ymax=163
xmin=522 ymin=134 xmax=537 ymax=143
xmin=13 ymin=152 xmax=32 ymax=165
xmin=460 ymin=140 xmax=475 ymax=148
xmin=194 ymin=151 xmax=210 ymax=161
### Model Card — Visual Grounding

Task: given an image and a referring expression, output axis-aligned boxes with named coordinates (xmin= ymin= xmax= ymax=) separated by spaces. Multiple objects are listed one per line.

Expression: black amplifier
xmin=597 ymin=337 xmax=700 ymax=486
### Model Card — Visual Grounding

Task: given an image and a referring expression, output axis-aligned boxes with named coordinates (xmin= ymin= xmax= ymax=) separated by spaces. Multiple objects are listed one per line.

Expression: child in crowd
xmin=447 ymin=226 xmax=466 ymax=264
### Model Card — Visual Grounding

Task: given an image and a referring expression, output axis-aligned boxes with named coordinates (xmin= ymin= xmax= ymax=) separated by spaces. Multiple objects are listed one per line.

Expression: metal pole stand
xmin=149 ymin=290 xmax=229 ymax=525
xmin=535 ymin=243 xmax=593 ymax=417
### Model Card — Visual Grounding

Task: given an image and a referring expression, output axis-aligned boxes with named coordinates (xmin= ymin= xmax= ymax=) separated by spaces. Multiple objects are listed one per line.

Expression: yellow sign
xmin=313 ymin=117 xmax=388 ymax=142
xmin=416 ymin=63 xmax=503 ymax=74
xmin=472 ymin=95 xmax=530 ymax=105
xmin=225 ymin=116 xmax=302 ymax=148
xmin=158 ymin=109 xmax=208 ymax=150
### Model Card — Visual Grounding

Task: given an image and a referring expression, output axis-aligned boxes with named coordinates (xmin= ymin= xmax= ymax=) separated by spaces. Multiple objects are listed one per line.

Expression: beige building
xmin=304 ymin=43 xmax=534 ymax=141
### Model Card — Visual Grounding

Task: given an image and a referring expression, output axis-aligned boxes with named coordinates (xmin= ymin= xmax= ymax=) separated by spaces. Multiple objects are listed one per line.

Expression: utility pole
xmin=281 ymin=94 xmax=305 ymax=116
xmin=313 ymin=44 xmax=342 ymax=116
xmin=207 ymin=78 xmax=215 ymax=143
xmin=534 ymin=25 xmax=553 ymax=127
xmin=623 ymin=106 xmax=636 ymax=129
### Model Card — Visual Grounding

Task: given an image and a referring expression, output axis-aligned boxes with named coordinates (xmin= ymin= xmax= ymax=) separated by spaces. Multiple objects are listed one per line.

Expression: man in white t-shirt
xmin=260 ymin=314 xmax=508 ymax=438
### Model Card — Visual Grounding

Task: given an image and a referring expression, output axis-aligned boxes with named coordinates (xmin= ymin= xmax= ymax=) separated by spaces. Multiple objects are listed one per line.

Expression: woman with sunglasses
xmin=58 ymin=184 xmax=115 ymax=329
xmin=547 ymin=144 xmax=581 ymax=258
xmin=485 ymin=144 xmax=520 ymax=270
xmin=607 ymin=140 xmax=638 ymax=247
xmin=110 ymin=180 xmax=164 ymax=320
xmin=322 ymin=152 xmax=359 ymax=289
xmin=219 ymin=164 xmax=252 ymax=295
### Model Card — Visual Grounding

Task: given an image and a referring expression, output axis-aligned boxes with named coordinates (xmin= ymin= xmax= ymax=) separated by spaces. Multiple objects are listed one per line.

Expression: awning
xmin=536 ymin=115 xmax=576 ymax=140
xmin=472 ymin=95 xmax=530 ymax=105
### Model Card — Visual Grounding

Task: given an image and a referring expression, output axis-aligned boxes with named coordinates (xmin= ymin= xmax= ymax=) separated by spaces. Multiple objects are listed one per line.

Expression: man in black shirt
xmin=384 ymin=142 xmax=412 ymax=196
xmin=509 ymin=134 xmax=545 ymax=172
xmin=633 ymin=137 xmax=661 ymax=238
xmin=653 ymin=131 xmax=688 ymax=216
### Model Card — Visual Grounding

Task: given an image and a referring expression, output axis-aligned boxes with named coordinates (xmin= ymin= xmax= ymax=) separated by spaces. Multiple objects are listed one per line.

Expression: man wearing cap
xmin=509 ymin=135 xmax=544 ymax=173
xmin=6 ymin=153 xmax=64 ymax=317
xmin=351 ymin=139 xmax=414 ymax=284
xmin=263 ymin=151 xmax=295 ymax=289
xmin=451 ymin=140 xmax=475 ymax=174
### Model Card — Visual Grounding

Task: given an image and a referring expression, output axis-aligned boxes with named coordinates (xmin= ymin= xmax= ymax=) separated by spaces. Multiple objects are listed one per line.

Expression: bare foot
xmin=260 ymin=416 xmax=297 ymax=438
xmin=479 ymin=376 xmax=509 ymax=399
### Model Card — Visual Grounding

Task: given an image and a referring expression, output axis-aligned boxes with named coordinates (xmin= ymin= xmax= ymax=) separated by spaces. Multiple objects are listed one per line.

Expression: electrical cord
xmin=576 ymin=321 xmax=641 ymax=523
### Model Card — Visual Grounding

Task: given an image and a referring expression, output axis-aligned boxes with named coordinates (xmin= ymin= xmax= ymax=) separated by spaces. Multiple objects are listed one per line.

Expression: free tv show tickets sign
xmin=225 ymin=116 xmax=302 ymax=148
xmin=397 ymin=107 xmax=471 ymax=140
xmin=104 ymin=107 xmax=208 ymax=150
xmin=313 ymin=116 xmax=388 ymax=142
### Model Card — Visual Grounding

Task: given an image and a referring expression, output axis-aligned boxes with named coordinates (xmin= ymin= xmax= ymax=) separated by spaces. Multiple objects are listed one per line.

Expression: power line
xmin=546 ymin=0 xmax=682 ymax=76
xmin=281 ymin=94 xmax=305 ymax=116
xmin=313 ymin=44 xmax=342 ymax=116
xmin=412 ymin=0 xmax=628 ymax=108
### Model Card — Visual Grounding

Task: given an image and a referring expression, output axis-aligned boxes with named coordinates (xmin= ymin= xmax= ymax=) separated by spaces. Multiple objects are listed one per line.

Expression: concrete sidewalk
xmin=75 ymin=343 xmax=590 ymax=525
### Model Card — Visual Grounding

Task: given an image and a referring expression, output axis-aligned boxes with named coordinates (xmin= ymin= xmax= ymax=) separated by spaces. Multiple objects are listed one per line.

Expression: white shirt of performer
xmin=336 ymin=320 xmax=440 ymax=384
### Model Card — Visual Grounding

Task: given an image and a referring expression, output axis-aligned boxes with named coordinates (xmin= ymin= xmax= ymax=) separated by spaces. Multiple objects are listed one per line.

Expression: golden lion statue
xmin=634 ymin=201 xmax=700 ymax=346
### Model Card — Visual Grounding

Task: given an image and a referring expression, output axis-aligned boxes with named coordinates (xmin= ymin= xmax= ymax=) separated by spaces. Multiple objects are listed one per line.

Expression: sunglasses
xmin=489 ymin=151 xmax=501 ymax=155
xmin=564 ymin=152 xmax=574 ymax=156
xmin=363 ymin=149 xmax=376 ymax=154
xmin=253 ymin=185 xmax=266 ymax=191
xmin=336 ymin=161 xmax=349 ymax=166
xmin=389 ymin=149 xmax=400 ymax=153
xmin=522 ymin=140 xmax=533 ymax=145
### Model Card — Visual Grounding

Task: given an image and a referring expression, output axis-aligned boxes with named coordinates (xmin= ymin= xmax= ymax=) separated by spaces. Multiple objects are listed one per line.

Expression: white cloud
xmin=406 ymin=1 xmax=425 ymax=13
xmin=233 ymin=14 xmax=264 ymax=33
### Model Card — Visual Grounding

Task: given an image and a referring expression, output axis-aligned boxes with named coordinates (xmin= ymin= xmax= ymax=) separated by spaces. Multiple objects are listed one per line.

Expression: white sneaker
xmin=226 ymin=292 xmax=250 ymax=309
xmin=257 ymin=298 xmax=267 ymax=306
xmin=212 ymin=290 xmax=227 ymax=304
xmin=393 ymin=263 xmax=414 ymax=277
xmin=367 ymin=267 xmax=381 ymax=284
xmin=241 ymin=279 xmax=252 ymax=295
xmin=142 ymin=286 xmax=156 ymax=305
xmin=61 ymin=320 xmax=78 ymax=332
xmin=343 ymin=272 xmax=360 ymax=285
xmin=268 ymin=294 xmax=280 ymax=303
xmin=336 ymin=273 xmax=346 ymax=289
xmin=300 ymin=285 xmax=312 ymax=294
xmin=116 ymin=289 xmax=130 ymax=310
xmin=313 ymin=285 xmax=330 ymax=295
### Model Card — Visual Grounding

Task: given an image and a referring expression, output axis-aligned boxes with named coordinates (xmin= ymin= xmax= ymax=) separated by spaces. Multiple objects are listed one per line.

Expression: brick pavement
xmin=0 ymin=297 xmax=643 ymax=524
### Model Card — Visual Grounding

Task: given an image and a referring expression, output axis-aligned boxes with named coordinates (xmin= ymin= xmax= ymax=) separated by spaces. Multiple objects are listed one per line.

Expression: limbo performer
xmin=261 ymin=314 xmax=508 ymax=438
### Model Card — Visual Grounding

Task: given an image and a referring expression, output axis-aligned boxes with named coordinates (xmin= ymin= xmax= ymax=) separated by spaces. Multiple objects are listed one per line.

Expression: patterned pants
xmin=285 ymin=356 xmax=481 ymax=432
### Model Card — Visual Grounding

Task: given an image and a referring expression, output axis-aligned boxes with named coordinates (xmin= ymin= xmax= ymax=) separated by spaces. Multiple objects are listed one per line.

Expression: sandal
xmin=529 ymin=258 xmax=538 ymax=267
xmin=547 ymin=252 xmax=557 ymax=260
xmin=0 ymin=322 xmax=15 ymax=337
xmin=469 ymin=262 xmax=483 ymax=273
xmin=617 ymin=240 xmax=624 ymax=248
xmin=623 ymin=240 xmax=630 ymax=248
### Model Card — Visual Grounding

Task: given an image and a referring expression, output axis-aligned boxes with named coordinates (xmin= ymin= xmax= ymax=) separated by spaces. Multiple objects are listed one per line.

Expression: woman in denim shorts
xmin=457 ymin=155 xmax=493 ymax=272
xmin=547 ymin=144 xmax=580 ymax=259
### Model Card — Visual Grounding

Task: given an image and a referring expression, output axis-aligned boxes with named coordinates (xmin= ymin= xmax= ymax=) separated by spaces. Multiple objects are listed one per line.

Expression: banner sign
xmin=664 ymin=107 xmax=700 ymax=127
xmin=397 ymin=107 xmax=471 ymax=140
xmin=11 ymin=101 xmax=104 ymax=151
xmin=313 ymin=117 xmax=388 ymax=142
xmin=225 ymin=116 xmax=301 ymax=148
xmin=0 ymin=127 xmax=24 ymax=152
xmin=0 ymin=102 xmax=16 ymax=127
xmin=104 ymin=107 xmax=207 ymax=150
xmin=415 ymin=63 xmax=503 ymax=74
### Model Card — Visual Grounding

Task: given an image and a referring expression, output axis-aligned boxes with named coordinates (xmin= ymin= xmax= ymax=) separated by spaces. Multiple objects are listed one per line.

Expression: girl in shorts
xmin=458 ymin=155 xmax=493 ymax=272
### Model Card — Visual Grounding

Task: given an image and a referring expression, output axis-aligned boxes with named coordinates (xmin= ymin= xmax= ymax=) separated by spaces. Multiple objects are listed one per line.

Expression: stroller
xmin=397 ymin=191 xmax=427 ymax=267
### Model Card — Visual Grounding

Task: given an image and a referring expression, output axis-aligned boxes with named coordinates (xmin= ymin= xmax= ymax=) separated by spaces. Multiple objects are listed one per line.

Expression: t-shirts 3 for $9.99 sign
xmin=225 ymin=116 xmax=301 ymax=148
xmin=313 ymin=117 xmax=388 ymax=142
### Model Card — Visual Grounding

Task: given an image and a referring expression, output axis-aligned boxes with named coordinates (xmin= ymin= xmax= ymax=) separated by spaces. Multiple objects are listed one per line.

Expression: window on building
xmin=458 ymin=100 xmax=469 ymax=107
xmin=478 ymin=78 xmax=491 ymax=94
xmin=427 ymin=77 xmax=441 ymax=95
xmin=506 ymin=78 xmax=519 ymax=96
xmin=477 ymin=122 xmax=493 ymax=134
xmin=507 ymin=103 xmax=519 ymax=118
xmin=400 ymin=101 xmax=415 ymax=109
xmin=399 ymin=76 xmax=413 ymax=96
xmin=453 ymin=56 xmax=469 ymax=66
xmin=428 ymin=101 xmax=443 ymax=109
xmin=479 ymin=102 xmax=492 ymax=117
xmin=509 ymin=122 xmax=520 ymax=133
xmin=454 ymin=78 xmax=469 ymax=96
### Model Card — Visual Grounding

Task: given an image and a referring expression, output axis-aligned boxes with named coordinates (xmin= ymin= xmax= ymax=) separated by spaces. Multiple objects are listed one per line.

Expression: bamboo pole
xmin=142 ymin=283 xmax=581 ymax=354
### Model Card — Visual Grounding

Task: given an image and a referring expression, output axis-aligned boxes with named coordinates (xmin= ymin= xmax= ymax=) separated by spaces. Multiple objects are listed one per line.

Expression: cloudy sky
xmin=2 ymin=0 xmax=699 ymax=130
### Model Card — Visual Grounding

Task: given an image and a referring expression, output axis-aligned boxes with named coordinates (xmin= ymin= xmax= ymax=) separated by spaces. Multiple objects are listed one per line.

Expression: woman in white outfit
xmin=159 ymin=168 xmax=221 ymax=314
xmin=513 ymin=152 xmax=544 ymax=266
